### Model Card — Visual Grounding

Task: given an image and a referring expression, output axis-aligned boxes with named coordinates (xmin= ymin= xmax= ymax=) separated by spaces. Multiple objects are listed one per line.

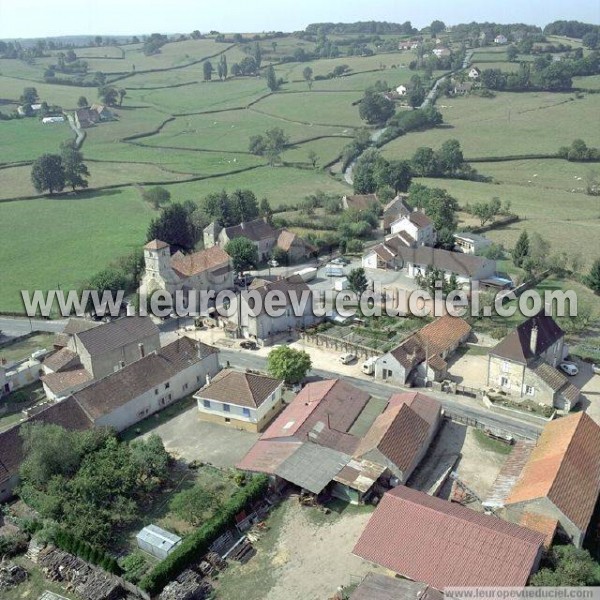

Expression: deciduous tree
xmin=31 ymin=154 xmax=65 ymax=194
xmin=267 ymin=346 xmax=312 ymax=384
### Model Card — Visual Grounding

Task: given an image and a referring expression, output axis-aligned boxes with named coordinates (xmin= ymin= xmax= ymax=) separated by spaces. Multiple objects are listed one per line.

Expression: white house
xmin=468 ymin=67 xmax=481 ymax=79
xmin=396 ymin=85 xmax=407 ymax=96
xmin=432 ymin=47 xmax=451 ymax=58
xmin=453 ymin=232 xmax=492 ymax=255
xmin=362 ymin=243 xmax=399 ymax=270
xmin=140 ymin=239 xmax=234 ymax=297
xmin=1 ymin=351 xmax=50 ymax=397
xmin=195 ymin=369 xmax=284 ymax=432
xmin=71 ymin=337 xmax=220 ymax=432
xmin=390 ymin=212 xmax=437 ymax=247
xmin=495 ymin=34 xmax=508 ymax=44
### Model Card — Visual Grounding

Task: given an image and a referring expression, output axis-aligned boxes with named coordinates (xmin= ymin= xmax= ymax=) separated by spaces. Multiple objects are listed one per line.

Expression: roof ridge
xmin=395 ymin=490 xmax=542 ymax=546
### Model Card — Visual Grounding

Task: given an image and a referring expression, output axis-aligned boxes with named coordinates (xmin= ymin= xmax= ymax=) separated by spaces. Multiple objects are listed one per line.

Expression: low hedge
xmin=139 ymin=474 xmax=269 ymax=594
xmin=54 ymin=529 xmax=121 ymax=574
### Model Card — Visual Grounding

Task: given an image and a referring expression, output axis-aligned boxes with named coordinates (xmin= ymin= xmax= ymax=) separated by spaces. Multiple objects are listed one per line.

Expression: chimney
xmin=240 ymin=222 xmax=245 ymax=230
xmin=530 ymin=325 xmax=538 ymax=355
xmin=205 ymin=373 xmax=212 ymax=386
xmin=138 ymin=343 xmax=145 ymax=359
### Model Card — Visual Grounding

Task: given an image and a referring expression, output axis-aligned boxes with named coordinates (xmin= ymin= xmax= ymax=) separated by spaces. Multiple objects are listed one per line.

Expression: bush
xmin=53 ymin=528 xmax=121 ymax=574
xmin=139 ymin=475 xmax=269 ymax=594
xmin=0 ymin=532 xmax=29 ymax=557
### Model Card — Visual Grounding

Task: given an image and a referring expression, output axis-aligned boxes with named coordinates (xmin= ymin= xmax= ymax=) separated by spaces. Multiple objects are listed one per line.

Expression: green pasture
xmin=382 ymin=91 xmax=600 ymax=159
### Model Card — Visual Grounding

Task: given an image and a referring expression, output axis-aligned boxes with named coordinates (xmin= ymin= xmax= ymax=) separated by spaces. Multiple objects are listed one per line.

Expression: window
xmin=500 ymin=376 xmax=510 ymax=388
xmin=525 ymin=385 xmax=535 ymax=396
xmin=502 ymin=361 xmax=510 ymax=373
xmin=154 ymin=388 xmax=159 ymax=395
xmin=183 ymin=383 xmax=189 ymax=392
xmin=242 ymin=407 xmax=251 ymax=418
xmin=203 ymin=399 xmax=211 ymax=409
xmin=165 ymin=382 xmax=170 ymax=389
xmin=197 ymin=375 xmax=201 ymax=383
xmin=223 ymin=403 xmax=231 ymax=413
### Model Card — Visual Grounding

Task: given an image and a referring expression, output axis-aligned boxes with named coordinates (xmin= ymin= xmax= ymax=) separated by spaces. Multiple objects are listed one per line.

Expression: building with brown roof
xmin=0 ymin=396 xmax=93 ymax=502
xmin=487 ymin=313 xmax=579 ymax=410
xmin=375 ymin=316 xmax=472 ymax=385
xmin=353 ymin=486 xmax=545 ymax=589
xmin=276 ymin=229 xmax=316 ymax=263
xmin=342 ymin=193 xmax=380 ymax=213
xmin=72 ymin=337 xmax=219 ymax=432
xmin=355 ymin=392 xmax=442 ymax=483
xmin=140 ymin=240 xmax=234 ymax=297
xmin=500 ymin=412 xmax=600 ymax=548
xmin=382 ymin=195 xmax=411 ymax=232
xmin=194 ymin=368 xmax=284 ymax=432
xmin=350 ymin=573 xmax=443 ymax=600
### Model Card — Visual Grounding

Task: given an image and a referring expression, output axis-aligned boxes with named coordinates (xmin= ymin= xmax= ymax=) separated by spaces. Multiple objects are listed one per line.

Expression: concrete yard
xmin=142 ymin=405 xmax=259 ymax=468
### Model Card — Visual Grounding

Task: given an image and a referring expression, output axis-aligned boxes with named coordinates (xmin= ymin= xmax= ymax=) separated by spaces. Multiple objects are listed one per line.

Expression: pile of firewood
xmin=37 ymin=546 xmax=123 ymax=600
xmin=158 ymin=569 xmax=213 ymax=600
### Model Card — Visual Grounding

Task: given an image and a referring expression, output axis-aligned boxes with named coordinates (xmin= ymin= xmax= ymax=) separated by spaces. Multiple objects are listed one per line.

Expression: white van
xmin=362 ymin=356 xmax=378 ymax=375
xmin=325 ymin=266 xmax=344 ymax=277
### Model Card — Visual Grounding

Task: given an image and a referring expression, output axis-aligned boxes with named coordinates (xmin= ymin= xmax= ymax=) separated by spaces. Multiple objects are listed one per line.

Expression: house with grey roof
xmin=390 ymin=211 xmax=437 ymax=247
xmin=194 ymin=368 xmax=284 ymax=432
xmin=487 ymin=313 xmax=580 ymax=410
xmin=72 ymin=336 xmax=219 ymax=432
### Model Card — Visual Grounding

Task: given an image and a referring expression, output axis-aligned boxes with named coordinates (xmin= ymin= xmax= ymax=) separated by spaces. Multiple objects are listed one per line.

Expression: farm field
xmin=0 ymin=118 xmax=73 ymax=164
xmin=381 ymin=91 xmax=600 ymax=159
xmin=138 ymin=109 xmax=349 ymax=152
xmin=0 ymin=189 xmax=153 ymax=312
xmin=420 ymin=176 xmax=600 ymax=263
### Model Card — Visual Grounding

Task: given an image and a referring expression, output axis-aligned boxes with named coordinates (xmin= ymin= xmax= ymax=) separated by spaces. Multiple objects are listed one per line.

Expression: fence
xmin=299 ymin=330 xmax=382 ymax=359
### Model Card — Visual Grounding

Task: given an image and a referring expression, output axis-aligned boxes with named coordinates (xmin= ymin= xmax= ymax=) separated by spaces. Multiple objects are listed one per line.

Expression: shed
xmin=136 ymin=524 xmax=182 ymax=560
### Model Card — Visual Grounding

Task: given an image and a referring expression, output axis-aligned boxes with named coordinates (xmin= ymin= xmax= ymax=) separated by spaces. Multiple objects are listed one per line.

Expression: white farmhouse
xmin=390 ymin=212 xmax=437 ymax=247
xmin=195 ymin=369 xmax=284 ymax=432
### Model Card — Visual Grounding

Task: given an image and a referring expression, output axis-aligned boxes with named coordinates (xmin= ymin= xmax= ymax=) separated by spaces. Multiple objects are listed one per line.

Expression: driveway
xmin=143 ymin=405 xmax=259 ymax=468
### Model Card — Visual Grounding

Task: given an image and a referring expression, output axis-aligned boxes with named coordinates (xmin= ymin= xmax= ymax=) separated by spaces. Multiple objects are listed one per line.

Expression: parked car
xmin=340 ymin=353 xmax=356 ymax=365
xmin=330 ymin=257 xmax=347 ymax=266
xmin=593 ymin=364 xmax=600 ymax=375
xmin=559 ymin=362 xmax=579 ymax=376
xmin=325 ymin=266 xmax=345 ymax=277
xmin=240 ymin=340 xmax=257 ymax=350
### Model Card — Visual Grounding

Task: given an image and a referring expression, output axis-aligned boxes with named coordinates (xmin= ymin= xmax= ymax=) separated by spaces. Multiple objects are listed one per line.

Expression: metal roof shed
xmin=136 ymin=524 xmax=182 ymax=560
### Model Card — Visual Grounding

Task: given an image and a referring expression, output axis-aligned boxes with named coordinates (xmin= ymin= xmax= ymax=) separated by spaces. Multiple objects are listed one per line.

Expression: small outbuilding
xmin=136 ymin=524 xmax=182 ymax=560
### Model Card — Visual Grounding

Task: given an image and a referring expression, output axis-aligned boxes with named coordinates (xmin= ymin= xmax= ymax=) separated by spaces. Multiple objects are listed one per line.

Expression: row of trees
xmin=31 ymin=143 xmax=90 ymax=194
xmin=248 ymin=127 xmax=289 ymax=165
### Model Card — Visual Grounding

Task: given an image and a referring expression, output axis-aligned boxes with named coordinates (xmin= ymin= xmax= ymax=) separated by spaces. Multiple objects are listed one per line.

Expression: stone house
xmin=342 ymin=193 xmax=380 ymax=213
xmin=204 ymin=218 xmax=279 ymax=262
xmin=140 ymin=239 xmax=234 ymax=296
xmin=276 ymin=229 xmax=316 ymax=263
xmin=382 ymin=195 xmax=411 ymax=233
xmin=72 ymin=337 xmax=219 ymax=432
xmin=228 ymin=276 xmax=320 ymax=345
xmin=487 ymin=313 xmax=579 ymax=410
xmin=375 ymin=316 xmax=472 ymax=385
xmin=194 ymin=369 xmax=284 ymax=432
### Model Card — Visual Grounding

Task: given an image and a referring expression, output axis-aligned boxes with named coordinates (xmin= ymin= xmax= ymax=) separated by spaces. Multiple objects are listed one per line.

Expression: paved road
xmin=218 ymin=348 xmax=542 ymax=440
xmin=0 ymin=317 xmax=67 ymax=337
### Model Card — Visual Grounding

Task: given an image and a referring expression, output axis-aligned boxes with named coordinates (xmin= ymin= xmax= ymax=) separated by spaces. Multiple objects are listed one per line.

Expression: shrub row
xmin=139 ymin=474 xmax=269 ymax=594
xmin=54 ymin=529 xmax=121 ymax=574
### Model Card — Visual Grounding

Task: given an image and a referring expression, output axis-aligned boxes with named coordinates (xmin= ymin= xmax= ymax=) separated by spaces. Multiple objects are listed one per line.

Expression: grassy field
xmin=420 ymin=177 xmax=600 ymax=263
xmin=382 ymin=91 xmax=600 ymax=159
xmin=0 ymin=118 xmax=73 ymax=164
xmin=0 ymin=188 xmax=153 ymax=312
xmin=0 ymin=333 xmax=55 ymax=361
xmin=574 ymin=74 xmax=600 ymax=89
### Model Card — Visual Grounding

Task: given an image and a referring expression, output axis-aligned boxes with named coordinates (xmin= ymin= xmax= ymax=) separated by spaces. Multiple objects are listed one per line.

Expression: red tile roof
xmin=262 ymin=379 xmax=370 ymax=448
xmin=144 ymin=239 xmax=169 ymax=250
xmin=388 ymin=392 xmax=442 ymax=426
xmin=355 ymin=397 xmax=440 ymax=473
xmin=506 ymin=412 xmax=600 ymax=532
xmin=353 ymin=486 xmax=544 ymax=589
xmin=236 ymin=439 xmax=302 ymax=475
xmin=170 ymin=246 xmax=231 ymax=277
xmin=344 ymin=194 xmax=379 ymax=212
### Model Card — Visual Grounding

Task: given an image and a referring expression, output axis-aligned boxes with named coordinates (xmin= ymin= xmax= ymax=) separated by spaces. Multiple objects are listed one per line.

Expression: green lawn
xmin=0 ymin=74 xmax=93 ymax=108
xmin=0 ymin=333 xmax=55 ymax=361
xmin=0 ymin=118 xmax=73 ymax=164
xmin=0 ymin=188 xmax=153 ymax=312
xmin=420 ymin=177 xmax=600 ymax=264
xmin=382 ymin=91 xmax=600 ymax=159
